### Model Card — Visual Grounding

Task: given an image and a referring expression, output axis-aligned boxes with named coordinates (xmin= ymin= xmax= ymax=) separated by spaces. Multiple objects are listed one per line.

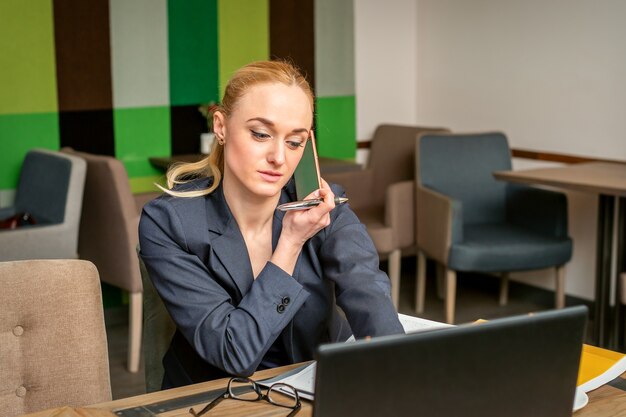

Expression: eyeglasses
xmin=189 ymin=377 xmax=301 ymax=417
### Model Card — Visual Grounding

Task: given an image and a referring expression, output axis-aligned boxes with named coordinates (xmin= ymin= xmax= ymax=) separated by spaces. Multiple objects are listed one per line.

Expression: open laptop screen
xmin=313 ymin=306 xmax=587 ymax=417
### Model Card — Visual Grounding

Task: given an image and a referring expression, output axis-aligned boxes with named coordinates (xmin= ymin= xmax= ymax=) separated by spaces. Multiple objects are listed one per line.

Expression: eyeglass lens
xmin=267 ymin=383 xmax=300 ymax=408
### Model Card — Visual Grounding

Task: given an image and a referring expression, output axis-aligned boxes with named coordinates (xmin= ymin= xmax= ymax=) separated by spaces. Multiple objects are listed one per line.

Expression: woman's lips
xmin=258 ymin=170 xmax=283 ymax=183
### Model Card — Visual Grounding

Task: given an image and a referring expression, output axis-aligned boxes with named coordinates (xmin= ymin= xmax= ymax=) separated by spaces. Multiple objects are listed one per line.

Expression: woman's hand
xmin=271 ymin=178 xmax=335 ymax=274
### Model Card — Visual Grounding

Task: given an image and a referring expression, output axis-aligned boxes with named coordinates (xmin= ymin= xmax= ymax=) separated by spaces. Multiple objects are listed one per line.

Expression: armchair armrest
xmin=506 ymin=184 xmax=568 ymax=238
xmin=323 ymin=169 xmax=374 ymax=211
xmin=416 ymin=185 xmax=463 ymax=265
xmin=0 ymin=223 xmax=77 ymax=261
xmin=385 ymin=180 xmax=415 ymax=249
xmin=0 ymin=206 xmax=16 ymax=219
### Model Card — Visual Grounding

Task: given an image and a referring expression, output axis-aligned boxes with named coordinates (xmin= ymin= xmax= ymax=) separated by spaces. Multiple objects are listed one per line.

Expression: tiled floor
xmin=106 ymin=257 xmax=581 ymax=399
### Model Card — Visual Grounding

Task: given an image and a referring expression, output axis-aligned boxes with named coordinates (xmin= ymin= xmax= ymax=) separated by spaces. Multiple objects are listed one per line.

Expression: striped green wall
xmin=0 ymin=0 xmax=59 ymax=190
xmin=0 ymin=0 xmax=356 ymax=196
xmin=315 ymin=0 xmax=355 ymax=159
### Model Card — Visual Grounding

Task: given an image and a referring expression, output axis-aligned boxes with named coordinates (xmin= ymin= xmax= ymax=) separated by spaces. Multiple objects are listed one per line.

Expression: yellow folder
xmin=578 ymin=344 xmax=626 ymax=392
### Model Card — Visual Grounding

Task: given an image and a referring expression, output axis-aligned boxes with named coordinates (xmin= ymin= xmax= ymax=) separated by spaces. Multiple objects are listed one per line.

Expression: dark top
xmin=139 ymin=177 xmax=403 ymax=388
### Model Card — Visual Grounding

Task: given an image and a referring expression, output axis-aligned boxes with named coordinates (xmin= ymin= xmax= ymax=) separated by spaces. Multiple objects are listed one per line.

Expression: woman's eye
xmin=251 ymin=130 xmax=271 ymax=140
xmin=286 ymin=140 xmax=305 ymax=150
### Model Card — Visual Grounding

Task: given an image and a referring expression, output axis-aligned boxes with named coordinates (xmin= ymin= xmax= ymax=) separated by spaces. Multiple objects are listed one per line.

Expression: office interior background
xmin=2 ymin=0 xmax=626 ymax=348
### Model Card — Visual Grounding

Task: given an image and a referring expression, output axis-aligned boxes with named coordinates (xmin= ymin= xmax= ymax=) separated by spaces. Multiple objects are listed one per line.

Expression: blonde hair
xmin=161 ymin=60 xmax=314 ymax=198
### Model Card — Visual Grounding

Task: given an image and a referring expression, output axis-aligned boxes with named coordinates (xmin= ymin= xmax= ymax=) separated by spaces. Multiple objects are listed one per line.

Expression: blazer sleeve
xmin=139 ymin=197 xmax=310 ymax=377
xmin=318 ymin=189 xmax=404 ymax=338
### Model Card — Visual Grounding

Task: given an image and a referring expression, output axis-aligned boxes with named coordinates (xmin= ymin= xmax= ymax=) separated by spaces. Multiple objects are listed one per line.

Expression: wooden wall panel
xmin=170 ymin=105 xmax=207 ymax=155
xmin=269 ymin=0 xmax=315 ymax=90
xmin=59 ymin=110 xmax=115 ymax=156
xmin=53 ymin=0 xmax=113 ymax=111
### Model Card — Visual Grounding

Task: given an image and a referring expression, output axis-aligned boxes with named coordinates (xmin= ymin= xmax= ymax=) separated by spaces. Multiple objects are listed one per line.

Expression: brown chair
xmin=62 ymin=148 xmax=160 ymax=373
xmin=324 ymin=124 xmax=450 ymax=308
xmin=0 ymin=259 xmax=111 ymax=416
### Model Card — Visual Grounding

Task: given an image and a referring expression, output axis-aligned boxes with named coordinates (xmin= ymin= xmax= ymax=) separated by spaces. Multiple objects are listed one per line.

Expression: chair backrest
xmin=368 ymin=125 xmax=450 ymax=206
xmin=418 ymin=132 xmax=512 ymax=224
xmin=139 ymin=249 xmax=176 ymax=392
xmin=0 ymin=259 xmax=111 ymax=416
xmin=62 ymin=148 xmax=142 ymax=293
xmin=16 ymin=149 xmax=86 ymax=252
xmin=15 ymin=149 xmax=84 ymax=226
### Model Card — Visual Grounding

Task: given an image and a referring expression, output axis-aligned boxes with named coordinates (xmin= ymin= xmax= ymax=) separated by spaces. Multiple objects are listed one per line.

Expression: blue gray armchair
xmin=415 ymin=132 xmax=572 ymax=323
xmin=0 ymin=149 xmax=86 ymax=261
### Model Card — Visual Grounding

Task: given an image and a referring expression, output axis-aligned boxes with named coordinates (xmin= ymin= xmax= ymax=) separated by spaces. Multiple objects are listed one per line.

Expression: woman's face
xmin=217 ymin=82 xmax=313 ymax=200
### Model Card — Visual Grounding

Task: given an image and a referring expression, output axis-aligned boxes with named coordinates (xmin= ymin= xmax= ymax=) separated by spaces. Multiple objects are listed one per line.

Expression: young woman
xmin=139 ymin=60 xmax=403 ymax=389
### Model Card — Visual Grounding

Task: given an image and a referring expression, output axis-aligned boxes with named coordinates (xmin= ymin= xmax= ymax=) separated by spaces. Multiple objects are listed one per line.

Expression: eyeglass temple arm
xmin=189 ymin=393 xmax=227 ymax=417
xmin=286 ymin=402 xmax=302 ymax=417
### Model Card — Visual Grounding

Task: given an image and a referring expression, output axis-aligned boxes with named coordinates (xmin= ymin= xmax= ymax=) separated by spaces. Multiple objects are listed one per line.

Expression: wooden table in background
xmin=494 ymin=162 xmax=626 ymax=348
xmin=149 ymin=154 xmax=361 ymax=175
xmin=23 ymin=362 xmax=626 ymax=417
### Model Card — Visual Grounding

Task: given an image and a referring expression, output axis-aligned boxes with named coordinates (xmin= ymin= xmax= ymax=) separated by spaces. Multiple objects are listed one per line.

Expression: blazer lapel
xmin=206 ymin=185 xmax=254 ymax=298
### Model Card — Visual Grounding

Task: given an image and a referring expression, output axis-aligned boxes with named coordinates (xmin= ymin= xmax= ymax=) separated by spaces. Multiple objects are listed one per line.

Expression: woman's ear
xmin=213 ymin=111 xmax=226 ymax=140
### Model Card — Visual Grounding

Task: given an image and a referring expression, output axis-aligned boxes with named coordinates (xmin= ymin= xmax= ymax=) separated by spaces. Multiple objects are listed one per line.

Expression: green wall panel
xmin=129 ymin=175 xmax=165 ymax=194
xmin=315 ymin=96 xmax=356 ymax=160
xmin=0 ymin=113 xmax=59 ymax=189
xmin=0 ymin=0 xmax=57 ymax=114
xmin=114 ymin=107 xmax=171 ymax=178
xmin=218 ymin=0 xmax=269 ymax=98
xmin=168 ymin=0 xmax=219 ymax=106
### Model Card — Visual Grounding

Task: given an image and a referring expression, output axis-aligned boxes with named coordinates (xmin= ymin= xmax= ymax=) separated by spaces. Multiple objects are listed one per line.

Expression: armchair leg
xmin=499 ymin=272 xmax=509 ymax=306
xmin=388 ymin=249 xmax=401 ymax=310
xmin=128 ymin=291 xmax=143 ymax=373
xmin=445 ymin=269 xmax=457 ymax=324
xmin=555 ymin=265 xmax=566 ymax=309
xmin=416 ymin=251 xmax=427 ymax=314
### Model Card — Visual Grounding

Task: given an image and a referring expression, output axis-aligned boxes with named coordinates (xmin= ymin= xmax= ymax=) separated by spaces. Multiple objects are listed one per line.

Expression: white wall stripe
xmin=110 ymin=0 xmax=169 ymax=108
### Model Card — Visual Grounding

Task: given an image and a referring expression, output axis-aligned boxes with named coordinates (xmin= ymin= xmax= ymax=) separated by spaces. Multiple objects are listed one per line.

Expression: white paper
xmin=260 ymin=313 xmax=450 ymax=398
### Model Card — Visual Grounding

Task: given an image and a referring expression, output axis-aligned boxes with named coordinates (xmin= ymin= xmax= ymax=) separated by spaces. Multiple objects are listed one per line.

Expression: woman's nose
xmin=267 ymin=140 xmax=286 ymax=165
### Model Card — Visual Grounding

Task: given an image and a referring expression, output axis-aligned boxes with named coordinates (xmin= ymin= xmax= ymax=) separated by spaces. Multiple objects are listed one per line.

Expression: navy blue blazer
xmin=139 ymin=177 xmax=403 ymax=387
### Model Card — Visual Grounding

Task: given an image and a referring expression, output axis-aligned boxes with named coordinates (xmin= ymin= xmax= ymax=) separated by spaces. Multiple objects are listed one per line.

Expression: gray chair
xmin=139 ymin=248 xmax=176 ymax=392
xmin=324 ymin=124 xmax=449 ymax=308
xmin=0 ymin=149 xmax=86 ymax=261
xmin=415 ymin=132 xmax=573 ymax=323
xmin=0 ymin=259 xmax=111 ymax=416
xmin=61 ymin=148 xmax=160 ymax=373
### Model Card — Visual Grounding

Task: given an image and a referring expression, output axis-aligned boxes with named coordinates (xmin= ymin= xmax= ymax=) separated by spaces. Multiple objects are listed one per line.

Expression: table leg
xmin=594 ymin=195 xmax=615 ymax=347
xmin=613 ymin=197 xmax=625 ymax=350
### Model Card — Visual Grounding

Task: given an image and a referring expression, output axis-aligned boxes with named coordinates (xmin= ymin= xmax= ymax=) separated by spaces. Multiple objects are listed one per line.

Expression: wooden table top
xmin=494 ymin=161 xmax=626 ymax=197
xmin=22 ymin=362 xmax=626 ymax=417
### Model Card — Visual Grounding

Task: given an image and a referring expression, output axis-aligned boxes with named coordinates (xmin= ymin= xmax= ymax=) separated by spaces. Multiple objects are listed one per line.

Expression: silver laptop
xmin=313 ymin=306 xmax=587 ymax=417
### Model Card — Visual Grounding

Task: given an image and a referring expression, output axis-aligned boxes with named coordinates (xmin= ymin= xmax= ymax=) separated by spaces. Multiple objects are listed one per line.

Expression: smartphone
xmin=279 ymin=134 xmax=349 ymax=211
xmin=294 ymin=133 xmax=321 ymax=200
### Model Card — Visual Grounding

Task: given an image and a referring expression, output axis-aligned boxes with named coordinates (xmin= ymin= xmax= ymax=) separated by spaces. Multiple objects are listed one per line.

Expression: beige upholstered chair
xmin=0 ymin=259 xmax=111 ymax=416
xmin=0 ymin=149 xmax=86 ymax=261
xmin=62 ymin=148 xmax=160 ymax=373
xmin=324 ymin=125 xmax=449 ymax=308
xmin=139 ymin=249 xmax=176 ymax=392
